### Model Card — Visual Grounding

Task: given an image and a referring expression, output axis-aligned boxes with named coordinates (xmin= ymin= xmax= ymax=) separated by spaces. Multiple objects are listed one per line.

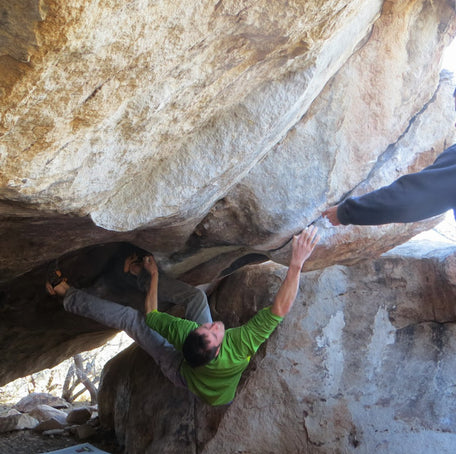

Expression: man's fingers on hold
xmin=306 ymin=226 xmax=318 ymax=241
xmin=311 ymin=230 xmax=320 ymax=243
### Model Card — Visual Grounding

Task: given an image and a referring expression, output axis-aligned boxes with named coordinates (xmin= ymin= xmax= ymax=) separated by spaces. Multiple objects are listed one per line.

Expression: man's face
xmin=196 ymin=321 xmax=225 ymax=350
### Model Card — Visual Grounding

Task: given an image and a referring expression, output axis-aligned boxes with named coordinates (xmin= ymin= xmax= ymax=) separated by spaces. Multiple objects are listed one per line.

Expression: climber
xmin=46 ymin=226 xmax=320 ymax=406
xmin=322 ymin=87 xmax=456 ymax=226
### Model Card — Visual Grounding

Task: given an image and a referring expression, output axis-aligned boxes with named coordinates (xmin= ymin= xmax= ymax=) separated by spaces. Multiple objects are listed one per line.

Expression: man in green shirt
xmin=47 ymin=227 xmax=319 ymax=406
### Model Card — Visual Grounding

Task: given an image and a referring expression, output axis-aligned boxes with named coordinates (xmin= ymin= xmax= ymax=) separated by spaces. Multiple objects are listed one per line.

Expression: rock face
xmin=1 ymin=0 xmax=455 ymax=281
xmin=99 ymin=241 xmax=456 ymax=454
xmin=2 ymin=0 xmax=384 ymax=226
xmin=1 ymin=0 xmax=456 ymax=452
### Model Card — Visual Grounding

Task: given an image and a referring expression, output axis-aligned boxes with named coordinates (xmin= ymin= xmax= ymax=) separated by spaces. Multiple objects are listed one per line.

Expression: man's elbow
xmin=270 ymin=306 xmax=290 ymax=318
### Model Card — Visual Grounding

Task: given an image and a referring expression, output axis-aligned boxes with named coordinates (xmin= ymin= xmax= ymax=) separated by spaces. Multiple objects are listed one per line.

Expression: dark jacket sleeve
xmin=337 ymin=145 xmax=456 ymax=225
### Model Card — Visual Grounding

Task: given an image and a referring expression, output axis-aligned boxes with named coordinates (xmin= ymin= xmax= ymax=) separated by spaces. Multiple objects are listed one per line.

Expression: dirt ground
xmin=0 ymin=400 xmax=122 ymax=454
xmin=0 ymin=427 xmax=123 ymax=454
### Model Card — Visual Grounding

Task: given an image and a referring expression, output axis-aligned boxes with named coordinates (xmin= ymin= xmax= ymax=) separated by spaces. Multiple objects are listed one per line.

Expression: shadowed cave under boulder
xmin=0 ymin=240 xmax=271 ymax=387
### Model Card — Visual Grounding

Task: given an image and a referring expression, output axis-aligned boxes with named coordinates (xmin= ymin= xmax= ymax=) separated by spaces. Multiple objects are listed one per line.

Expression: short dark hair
xmin=182 ymin=329 xmax=219 ymax=368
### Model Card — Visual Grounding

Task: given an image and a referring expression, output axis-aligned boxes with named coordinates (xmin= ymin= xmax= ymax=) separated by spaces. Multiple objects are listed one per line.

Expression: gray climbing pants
xmin=63 ymin=273 xmax=212 ymax=388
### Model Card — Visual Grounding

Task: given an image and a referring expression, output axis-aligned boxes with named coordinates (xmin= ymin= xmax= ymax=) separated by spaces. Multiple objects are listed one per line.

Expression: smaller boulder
xmin=34 ymin=417 xmax=67 ymax=432
xmin=76 ymin=423 xmax=97 ymax=440
xmin=15 ymin=413 xmax=39 ymax=430
xmin=0 ymin=413 xmax=21 ymax=433
xmin=67 ymin=407 xmax=92 ymax=425
xmin=15 ymin=393 xmax=70 ymax=412
xmin=29 ymin=404 xmax=68 ymax=425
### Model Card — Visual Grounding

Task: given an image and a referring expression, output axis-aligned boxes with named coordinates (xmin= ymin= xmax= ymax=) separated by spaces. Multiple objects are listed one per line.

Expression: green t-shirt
xmin=146 ymin=307 xmax=283 ymax=406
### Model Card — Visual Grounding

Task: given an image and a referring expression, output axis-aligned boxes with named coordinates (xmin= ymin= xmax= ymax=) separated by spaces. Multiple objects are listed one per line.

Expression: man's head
xmin=182 ymin=321 xmax=225 ymax=368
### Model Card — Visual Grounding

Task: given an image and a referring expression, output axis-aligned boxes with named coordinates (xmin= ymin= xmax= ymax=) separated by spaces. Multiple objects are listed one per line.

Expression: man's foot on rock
xmin=46 ymin=269 xmax=70 ymax=297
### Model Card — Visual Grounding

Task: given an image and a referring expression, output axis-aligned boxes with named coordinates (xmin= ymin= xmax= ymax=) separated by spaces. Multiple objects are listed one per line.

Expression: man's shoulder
xmin=251 ymin=306 xmax=283 ymax=323
xmin=225 ymin=307 xmax=283 ymax=335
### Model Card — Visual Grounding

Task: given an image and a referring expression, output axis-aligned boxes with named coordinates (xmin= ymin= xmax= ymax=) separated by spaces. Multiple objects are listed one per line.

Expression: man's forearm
xmin=145 ymin=273 xmax=159 ymax=314
xmin=270 ymin=264 xmax=301 ymax=317
xmin=270 ymin=227 xmax=319 ymax=317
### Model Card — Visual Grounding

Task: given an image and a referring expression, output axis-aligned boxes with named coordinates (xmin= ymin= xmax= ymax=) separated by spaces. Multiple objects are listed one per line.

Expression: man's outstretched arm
xmin=322 ymin=145 xmax=456 ymax=226
xmin=271 ymin=226 xmax=319 ymax=318
xmin=143 ymin=256 xmax=159 ymax=314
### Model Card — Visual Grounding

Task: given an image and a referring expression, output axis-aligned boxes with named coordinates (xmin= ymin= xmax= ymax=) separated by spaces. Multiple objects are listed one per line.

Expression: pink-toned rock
xmin=14 ymin=393 xmax=70 ymax=412
xmin=29 ymin=404 xmax=68 ymax=425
